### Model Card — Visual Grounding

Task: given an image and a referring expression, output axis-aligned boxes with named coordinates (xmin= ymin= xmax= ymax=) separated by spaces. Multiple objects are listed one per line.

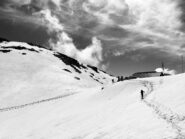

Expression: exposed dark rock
xmin=71 ymin=66 xmax=82 ymax=74
xmin=99 ymin=69 xmax=107 ymax=74
xmin=0 ymin=37 xmax=9 ymax=43
xmin=93 ymin=78 xmax=103 ymax=84
xmin=74 ymin=77 xmax=80 ymax=80
xmin=1 ymin=46 xmax=39 ymax=53
xmin=87 ymin=65 xmax=99 ymax=73
xmin=0 ymin=50 xmax=11 ymax=53
xmin=54 ymin=52 xmax=85 ymax=74
xmin=89 ymin=74 xmax=103 ymax=84
xmin=63 ymin=69 xmax=72 ymax=73
xmin=80 ymin=64 xmax=87 ymax=69
xmin=27 ymin=42 xmax=45 ymax=49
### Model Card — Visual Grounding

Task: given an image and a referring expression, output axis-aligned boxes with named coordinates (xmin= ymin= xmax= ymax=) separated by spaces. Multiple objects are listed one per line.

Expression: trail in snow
xmin=141 ymin=79 xmax=185 ymax=138
xmin=0 ymin=93 xmax=76 ymax=113
xmin=144 ymin=100 xmax=185 ymax=139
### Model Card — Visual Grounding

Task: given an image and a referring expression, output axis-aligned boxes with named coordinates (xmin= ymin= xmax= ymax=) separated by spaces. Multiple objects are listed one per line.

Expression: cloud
xmin=1 ymin=0 xmax=185 ymax=66
xmin=83 ymin=0 xmax=130 ymax=25
xmin=49 ymin=32 xmax=78 ymax=57
xmin=49 ymin=32 xmax=103 ymax=67
xmin=35 ymin=9 xmax=64 ymax=32
xmin=118 ymin=0 xmax=185 ymax=56
xmin=5 ymin=0 xmax=32 ymax=5
xmin=84 ymin=0 xmax=185 ymax=56
xmin=77 ymin=37 xmax=102 ymax=66
xmin=35 ymin=9 xmax=103 ymax=67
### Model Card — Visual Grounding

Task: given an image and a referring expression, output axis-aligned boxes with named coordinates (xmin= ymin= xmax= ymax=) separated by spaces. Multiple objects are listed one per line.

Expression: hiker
xmin=140 ymin=90 xmax=144 ymax=100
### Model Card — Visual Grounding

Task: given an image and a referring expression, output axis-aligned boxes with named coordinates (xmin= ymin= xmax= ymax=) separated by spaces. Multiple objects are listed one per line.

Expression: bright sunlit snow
xmin=0 ymin=41 xmax=185 ymax=139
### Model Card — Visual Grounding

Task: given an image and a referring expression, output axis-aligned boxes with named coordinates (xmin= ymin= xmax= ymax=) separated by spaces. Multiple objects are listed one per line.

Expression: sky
xmin=0 ymin=0 xmax=185 ymax=76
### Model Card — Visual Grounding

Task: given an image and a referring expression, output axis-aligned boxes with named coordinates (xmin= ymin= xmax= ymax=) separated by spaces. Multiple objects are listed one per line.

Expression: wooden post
xmin=161 ymin=62 xmax=164 ymax=74
xmin=182 ymin=55 xmax=184 ymax=73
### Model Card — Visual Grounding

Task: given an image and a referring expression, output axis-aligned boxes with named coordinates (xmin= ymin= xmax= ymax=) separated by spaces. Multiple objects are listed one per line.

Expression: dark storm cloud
xmin=0 ymin=0 xmax=185 ymax=51
xmin=0 ymin=0 xmax=7 ymax=7
xmin=0 ymin=0 xmax=51 ymax=46
xmin=69 ymin=33 xmax=92 ymax=49
xmin=1 ymin=0 xmax=185 ymax=73
xmin=178 ymin=0 xmax=185 ymax=25
xmin=17 ymin=4 xmax=41 ymax=15
xmin=107 ymin=47 xmax=181 ymax=76
xmin=99 ymin=26 xmax=129 ymax=39
xmin=0 ymin=17 xmax=50 ymax=47
xmin=0 ymin=0 xmax=55 ymax=17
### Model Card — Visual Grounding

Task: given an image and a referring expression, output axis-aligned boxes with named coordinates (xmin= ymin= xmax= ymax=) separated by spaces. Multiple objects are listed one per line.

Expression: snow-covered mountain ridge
xmin=0 ymin=38 xmax=185 ymax=139
xmin=0 ymin=38 xmax=115 ymax=107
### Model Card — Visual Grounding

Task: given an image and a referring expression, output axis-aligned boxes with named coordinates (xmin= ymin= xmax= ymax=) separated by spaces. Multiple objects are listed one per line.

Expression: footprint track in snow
xmin=0 ymin=93 xmax=76 ymax=113
xmin=141 ymin=80 xmax=185 ymax=138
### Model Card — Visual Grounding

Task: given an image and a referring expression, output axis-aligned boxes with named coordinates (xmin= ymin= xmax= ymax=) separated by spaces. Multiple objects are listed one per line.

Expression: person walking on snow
xmin=140 ymin=90 xmax=144 ymax=100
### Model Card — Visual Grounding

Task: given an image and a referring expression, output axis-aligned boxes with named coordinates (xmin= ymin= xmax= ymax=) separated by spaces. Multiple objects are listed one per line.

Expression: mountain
xmin=0 ymin=38 xmax=115 ymax=107
xmin=0 ymin=38 xmax=185 ymax=139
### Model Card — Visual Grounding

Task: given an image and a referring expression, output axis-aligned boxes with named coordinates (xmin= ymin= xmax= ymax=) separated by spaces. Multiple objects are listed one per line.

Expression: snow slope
xmin=0 ymin=39 xmax=115 ymax=108
xmin=0 ymin=39 xmax=185 ymax=139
